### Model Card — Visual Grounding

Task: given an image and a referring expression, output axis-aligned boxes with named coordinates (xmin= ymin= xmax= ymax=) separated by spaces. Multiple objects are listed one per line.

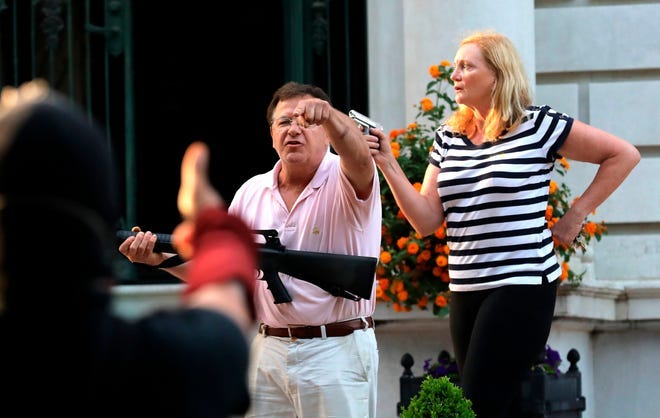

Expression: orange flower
xmin=545 ymin=205 xmax=554 ymax=220
xmin=407 ymin=241 xmax=420 ymax=255
xmin=435 ymin=294 xmax=447 ymax=307
xmin=429 ymin=65 xmax=441 ymax=78
xmin=440 ymin=60 xmax=451 ymax=67
xmin=412 ymin=182 xmax=422 ymax=192
xmin=435 ymin=255 xmax=448 ymax=267
xmin=391 ymin=141 xmax=400 ymax=158
xmin=440 ymin=271 xmax=450 ymax=283
xmin=397 ymin=236 xmax=409 ymax=250
xmin=419 ymin=249 xmax=432 ymax=262
xmin=380 ymin=251 xmax=392 ymax=264
xmin=408 ymin=122 xmax=418 ymax=130
xmin=584 ymin=222 xmax=598 ymax=235
xmin=420 ymin=98 xmax=433 ymax=112
xmin=389 ymin=129 xmax=404 ymax=139
xmin=397 ymin=290 xmax=409 ymax=302
xmin=417 ymin=295 xmax=429 ymax=309
xmin=559 ymin=157 xmax=570 ymax=170
xmin=434 ymin=227 xmax=446 ymax=239
xmin=549 ymin=180 xmax=558 ymax=195
xmin=560 ymin=262 xmax=569 ymax=281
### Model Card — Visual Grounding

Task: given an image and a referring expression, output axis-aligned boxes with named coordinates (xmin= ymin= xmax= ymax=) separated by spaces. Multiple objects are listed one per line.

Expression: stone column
xmin=368 ymin=0 xmax=535 ymax=131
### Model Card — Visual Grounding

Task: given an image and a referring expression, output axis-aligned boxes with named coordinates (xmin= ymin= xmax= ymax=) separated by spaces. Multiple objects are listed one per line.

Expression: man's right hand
xmin=118 ymin=226 xmax=174 ymax=266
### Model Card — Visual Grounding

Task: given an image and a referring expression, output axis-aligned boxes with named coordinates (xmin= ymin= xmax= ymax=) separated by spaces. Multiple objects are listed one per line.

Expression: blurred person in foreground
xmin=0 ymin=80 xmax=257 ymax=417
xmin=119 ymin=81 xmax=382 ymax=417
xmin=367 ymin=30 xmax=640 ymax=417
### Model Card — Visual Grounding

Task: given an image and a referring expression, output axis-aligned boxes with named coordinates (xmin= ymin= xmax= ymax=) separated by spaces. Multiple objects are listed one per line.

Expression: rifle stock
xmin=116 ymin=229 xmax=377 ymax=304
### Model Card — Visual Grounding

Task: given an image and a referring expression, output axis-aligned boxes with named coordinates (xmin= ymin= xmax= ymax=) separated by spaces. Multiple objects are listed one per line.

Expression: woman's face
xmin=451 ymin=43 xmax=497 ymax=113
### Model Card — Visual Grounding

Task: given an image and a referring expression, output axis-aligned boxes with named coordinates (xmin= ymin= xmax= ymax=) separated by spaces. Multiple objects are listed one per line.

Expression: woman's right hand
xmin=365 ymin=127 xmax=393 ymax=169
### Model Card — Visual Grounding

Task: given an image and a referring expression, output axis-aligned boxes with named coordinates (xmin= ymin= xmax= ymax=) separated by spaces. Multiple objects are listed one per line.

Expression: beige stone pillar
xmin=368 ymin=0 xmax=535 ymax=131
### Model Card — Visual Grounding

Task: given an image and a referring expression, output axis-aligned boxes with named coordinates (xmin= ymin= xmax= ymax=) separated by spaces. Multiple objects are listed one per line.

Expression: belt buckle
xmin=287 ymin=326 xmax=297 ymax=341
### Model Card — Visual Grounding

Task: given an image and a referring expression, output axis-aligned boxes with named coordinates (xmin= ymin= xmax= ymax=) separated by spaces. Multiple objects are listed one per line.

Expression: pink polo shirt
xmin=228 ymin=150 xmax=382 ymax=328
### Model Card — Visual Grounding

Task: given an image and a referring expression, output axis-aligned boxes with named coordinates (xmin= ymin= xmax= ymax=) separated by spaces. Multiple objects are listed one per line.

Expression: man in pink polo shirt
xmin=120 ymin=81 xmax=382 ymax=417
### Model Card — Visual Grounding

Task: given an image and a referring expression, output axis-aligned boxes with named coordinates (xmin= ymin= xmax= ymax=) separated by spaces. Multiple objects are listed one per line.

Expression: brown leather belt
xmin=259 ymin=316 xmax=374 ymax=339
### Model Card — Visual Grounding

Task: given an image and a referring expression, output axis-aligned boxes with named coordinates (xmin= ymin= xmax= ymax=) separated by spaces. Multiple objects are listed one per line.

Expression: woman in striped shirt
xmin=368 ymin=30 xmax=640 ymax=417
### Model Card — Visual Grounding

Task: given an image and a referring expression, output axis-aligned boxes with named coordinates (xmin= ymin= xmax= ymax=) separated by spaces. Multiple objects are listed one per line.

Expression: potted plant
xmin=399 ymin=375 xmax=475 ymax=418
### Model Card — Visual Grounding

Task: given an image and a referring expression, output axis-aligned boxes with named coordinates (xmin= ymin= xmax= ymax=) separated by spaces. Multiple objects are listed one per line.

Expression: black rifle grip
xmin=260 ymin=270 xmax=292 ymax=304
xmin=115 ymin=230 xmax=175 ymax=253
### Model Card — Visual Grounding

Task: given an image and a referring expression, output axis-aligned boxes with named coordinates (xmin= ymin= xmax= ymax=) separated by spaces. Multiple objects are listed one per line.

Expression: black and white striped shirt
xmin=429 ymin=105 xmax=574 ymax=291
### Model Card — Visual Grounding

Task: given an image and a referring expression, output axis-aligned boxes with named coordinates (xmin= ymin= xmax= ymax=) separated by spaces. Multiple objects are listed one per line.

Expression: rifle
xmin=116 ymin=229 xmax=378 ymax=304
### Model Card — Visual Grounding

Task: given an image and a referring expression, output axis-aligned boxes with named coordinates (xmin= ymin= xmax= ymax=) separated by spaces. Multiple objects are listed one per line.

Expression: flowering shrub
xmin=537 ymin=344 xmax=563 ymax=377
xmin=423 ymin=350 xmax=460 ymax=382
xmin=375 ymin=61 xmax=606 ymax=317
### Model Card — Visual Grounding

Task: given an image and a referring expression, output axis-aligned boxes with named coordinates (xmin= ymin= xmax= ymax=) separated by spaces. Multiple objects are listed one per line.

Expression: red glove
xmin=183 ymin=208 xmax=257 ymax=319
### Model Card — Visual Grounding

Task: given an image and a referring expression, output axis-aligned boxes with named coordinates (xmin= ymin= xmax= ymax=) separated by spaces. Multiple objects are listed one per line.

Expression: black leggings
xmin=449 ymin=277 xmax=558 ymax=418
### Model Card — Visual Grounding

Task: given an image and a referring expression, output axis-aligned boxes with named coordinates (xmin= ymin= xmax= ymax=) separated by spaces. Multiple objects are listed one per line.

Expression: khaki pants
xmin=245 ymin=326 xmax=378 ymax=418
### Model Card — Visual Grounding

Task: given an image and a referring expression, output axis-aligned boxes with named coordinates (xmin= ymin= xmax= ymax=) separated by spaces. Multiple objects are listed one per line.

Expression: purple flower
xmin=423 ymin=350 xmax=460 ymax=380
xmin=544 ymin=345 xmax=562 ymax=376
xmin=424 ymin=345 xmax=563 ymax=380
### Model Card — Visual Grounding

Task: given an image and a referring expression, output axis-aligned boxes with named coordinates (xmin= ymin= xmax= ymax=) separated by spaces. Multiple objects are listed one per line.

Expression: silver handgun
xmin=349 ymin=109 xmax=383 ymax=134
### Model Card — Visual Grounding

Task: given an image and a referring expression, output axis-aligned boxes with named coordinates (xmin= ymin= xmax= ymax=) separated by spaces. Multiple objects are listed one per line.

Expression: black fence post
xmin=397 ymin=353 xmax=424 ymax=415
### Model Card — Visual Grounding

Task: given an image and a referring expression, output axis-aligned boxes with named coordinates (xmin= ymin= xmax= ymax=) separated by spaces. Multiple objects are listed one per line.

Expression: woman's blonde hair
xmin=445 ymin=30 xmax=532 ymax=142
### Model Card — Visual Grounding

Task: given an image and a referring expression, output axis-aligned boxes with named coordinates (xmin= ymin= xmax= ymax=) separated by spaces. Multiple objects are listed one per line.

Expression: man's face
xmin=269 ymin=95 xmax=329 ymax=167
